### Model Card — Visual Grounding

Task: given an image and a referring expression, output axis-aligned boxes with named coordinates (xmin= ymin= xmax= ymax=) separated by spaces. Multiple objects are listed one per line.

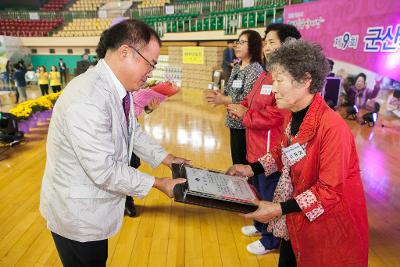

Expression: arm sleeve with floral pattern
xmin=258 ymin=145 xmax=282 ymax=176
xmin=294 ymin=122 xmax=352 ymax=222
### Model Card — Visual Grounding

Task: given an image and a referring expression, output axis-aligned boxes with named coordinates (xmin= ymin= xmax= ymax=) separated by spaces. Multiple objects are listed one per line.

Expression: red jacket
xmin=241 ymin=72 xmax=285 ymax=163
xmin=272 ymin=94 xmax=368 ymax=266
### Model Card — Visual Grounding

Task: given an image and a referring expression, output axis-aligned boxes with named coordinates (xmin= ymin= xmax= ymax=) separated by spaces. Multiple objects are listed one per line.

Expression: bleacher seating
xmin=138 ymin=0 xmax=170 ymax=8
xmin=0 ymin=19 xmax=63 ymax=37
xmin=53 ymin=18 xmax=112 ymax=37
xmin=41 ymin=0 xmax=70 ymax=11
xmin=141 ymin=4 xmax=282 ymax=34
xmin=69 ymin=0 xmax=108 ymax=11
xmin=0 ymin=0 xmax=289 ymax=37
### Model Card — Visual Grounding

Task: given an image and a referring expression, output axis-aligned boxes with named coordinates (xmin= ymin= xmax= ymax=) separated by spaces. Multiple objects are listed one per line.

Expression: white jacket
xmin=40 ymin=60 xmax=168 ymax=242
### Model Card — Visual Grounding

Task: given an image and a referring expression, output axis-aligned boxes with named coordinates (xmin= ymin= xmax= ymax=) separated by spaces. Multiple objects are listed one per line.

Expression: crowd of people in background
xmin=1 ymin=59 xmax=62 ymax=103
xmin=1 ymin=59 xmax=31 ymax=103
xmin=36 ymin=65 xmax=63 ymax=95
xmin=0 ymin=54 xmax=101 ymax=105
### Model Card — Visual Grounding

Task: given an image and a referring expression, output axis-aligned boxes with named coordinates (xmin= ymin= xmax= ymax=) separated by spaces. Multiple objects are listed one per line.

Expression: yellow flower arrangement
xmin=9 ymin=105 xmax=33 ymax=120
xmin=9 ymin=90 xmax=63 ymax=121
xmin=35 ymin=96 xmax=53 ymax=110
xmin=46 ymin=91 xmax=62 ymax=104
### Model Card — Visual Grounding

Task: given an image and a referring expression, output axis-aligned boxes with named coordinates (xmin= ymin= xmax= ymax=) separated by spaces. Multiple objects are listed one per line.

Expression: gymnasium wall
xmin=31 ymin=55 xmax=95 ymax=74
xmin=19 ymin=29 xmax=263 ymax=57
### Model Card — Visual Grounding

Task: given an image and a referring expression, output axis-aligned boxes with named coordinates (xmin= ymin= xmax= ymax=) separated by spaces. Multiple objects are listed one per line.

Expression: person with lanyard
xmin=227 ymin=23 xmax=301 ymax=255
xmin=49 ymin=65 xmax=62 ymax=93
xmin=227 ymin=40 xmax=368 ymax=267
xmin=205 ymin=30 xmax=264 ymax=165
xmin=40 ymin=19 xmax=190 ymax=267
xmin=36 ymin=66 xmax=49 ymax=95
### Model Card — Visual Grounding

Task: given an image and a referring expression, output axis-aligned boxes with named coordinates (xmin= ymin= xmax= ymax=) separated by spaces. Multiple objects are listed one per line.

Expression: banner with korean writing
xmin=284 ymin=0 xmax=400 ymax=81
xmin=182 ymin=47 xmax=204 ymax=64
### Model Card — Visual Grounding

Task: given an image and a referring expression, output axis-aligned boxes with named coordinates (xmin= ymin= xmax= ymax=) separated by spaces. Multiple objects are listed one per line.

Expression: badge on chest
xmin=282 ymin=143 xmax=306 ymax=162
xmin=260 ymin=85 xmax=272 ymax=95
xmin=232 ymin=80 xmax=243 ymax=89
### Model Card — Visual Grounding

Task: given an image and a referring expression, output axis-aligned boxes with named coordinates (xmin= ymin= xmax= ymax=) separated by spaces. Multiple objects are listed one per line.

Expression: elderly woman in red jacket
xmin=226 ymin=23 xmax=300 ymax=256
xmin=227 ymin=40 xmax=368 ymax=267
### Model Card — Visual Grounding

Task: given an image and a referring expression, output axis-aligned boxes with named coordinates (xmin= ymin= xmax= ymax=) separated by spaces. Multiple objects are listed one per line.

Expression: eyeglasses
xmin=235 ymin=40 xmax=248 ymax=45
xmin=127 ymin=45 xmax=157 ymax=72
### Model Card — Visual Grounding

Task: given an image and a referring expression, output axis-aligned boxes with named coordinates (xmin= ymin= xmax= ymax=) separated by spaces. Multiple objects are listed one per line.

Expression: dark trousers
xmin=229 ymin=128 xmax=247 ymax=164
xmin=51 ymin=85 xmax=62 ymax=93
xmin=279 ymin=239 xmax=297 ymax=267
xmin=51 ymin=232 xmax=108 ymax=267
xmin=39 ymin=84 xmax=49 ymax=95
xmin=15 ymin=87 xmax=19 ymax=103
xmin=60 ymin=71 xmax=67 ymax=84
xmin=253 ymin=171 xmax=281 ymax=249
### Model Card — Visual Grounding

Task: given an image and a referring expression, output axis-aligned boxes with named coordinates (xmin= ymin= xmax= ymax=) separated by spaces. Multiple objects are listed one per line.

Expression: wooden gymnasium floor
xmin=0 ymin=86 xmax=399 ymax=267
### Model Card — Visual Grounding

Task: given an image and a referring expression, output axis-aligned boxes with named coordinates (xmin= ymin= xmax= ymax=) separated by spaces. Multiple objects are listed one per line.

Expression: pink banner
xmin=284 ymin=0 xmax=400 ymax=81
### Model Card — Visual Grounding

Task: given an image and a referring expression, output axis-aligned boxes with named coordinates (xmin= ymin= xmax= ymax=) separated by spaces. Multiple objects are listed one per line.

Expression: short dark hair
xmin=96 ymin=19 xmax=161 ymax=59
xmin=356 ymin=73 xmax=367 ymax=82
xmin=52 ymin=65 xmax=58 ymax=71
xmin=227 ymin=40 xmax=234 ymax=44
xmin=269 ymin=40 xmax=330 ymax=94
xmin=265 ymin=23 xmax=301 ymax=43
xmin=239 ymin=30 xmax=262 ymax=64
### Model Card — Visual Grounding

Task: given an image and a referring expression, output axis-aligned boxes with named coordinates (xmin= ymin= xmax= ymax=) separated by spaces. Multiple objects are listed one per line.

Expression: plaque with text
xmin=172 ymin=164 xmax=258 ymax=213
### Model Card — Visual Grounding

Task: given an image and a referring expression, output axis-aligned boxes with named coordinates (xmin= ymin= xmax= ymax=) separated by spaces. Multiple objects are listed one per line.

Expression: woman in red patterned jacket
xmin=227 ymin=40 xmax=368 ymax=267
xmin=226 ymin=23 xmax=300 ymax=256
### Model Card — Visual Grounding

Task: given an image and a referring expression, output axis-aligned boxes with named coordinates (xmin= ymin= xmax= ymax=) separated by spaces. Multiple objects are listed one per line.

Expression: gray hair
xmin=269 ymin=40 xmax=330 ymax=93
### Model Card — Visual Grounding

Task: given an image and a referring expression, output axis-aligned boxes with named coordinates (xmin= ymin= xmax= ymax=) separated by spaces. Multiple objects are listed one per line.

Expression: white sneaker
xmin=241 ymin=225 xmax=261 ymax=236
xmin=246 ymin=240 xmax=275 ymax=255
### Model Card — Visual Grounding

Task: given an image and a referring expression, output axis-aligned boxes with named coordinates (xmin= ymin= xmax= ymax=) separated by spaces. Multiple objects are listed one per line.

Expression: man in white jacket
xmin=40 ymin=19 xmax=188 ymax=267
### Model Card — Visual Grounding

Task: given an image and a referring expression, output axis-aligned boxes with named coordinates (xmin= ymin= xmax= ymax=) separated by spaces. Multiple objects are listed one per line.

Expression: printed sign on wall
xmin=182 ymin=47 xmax=204 ymax=64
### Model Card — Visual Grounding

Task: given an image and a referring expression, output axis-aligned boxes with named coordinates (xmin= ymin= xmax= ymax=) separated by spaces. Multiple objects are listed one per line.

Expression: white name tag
xmin=232 ymin=80 xmax=243 ymax=89
xmin=260 ymin=85 xmax=272 ymax=95
xmin=282 ymin=143 xmax=306 ymax=162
